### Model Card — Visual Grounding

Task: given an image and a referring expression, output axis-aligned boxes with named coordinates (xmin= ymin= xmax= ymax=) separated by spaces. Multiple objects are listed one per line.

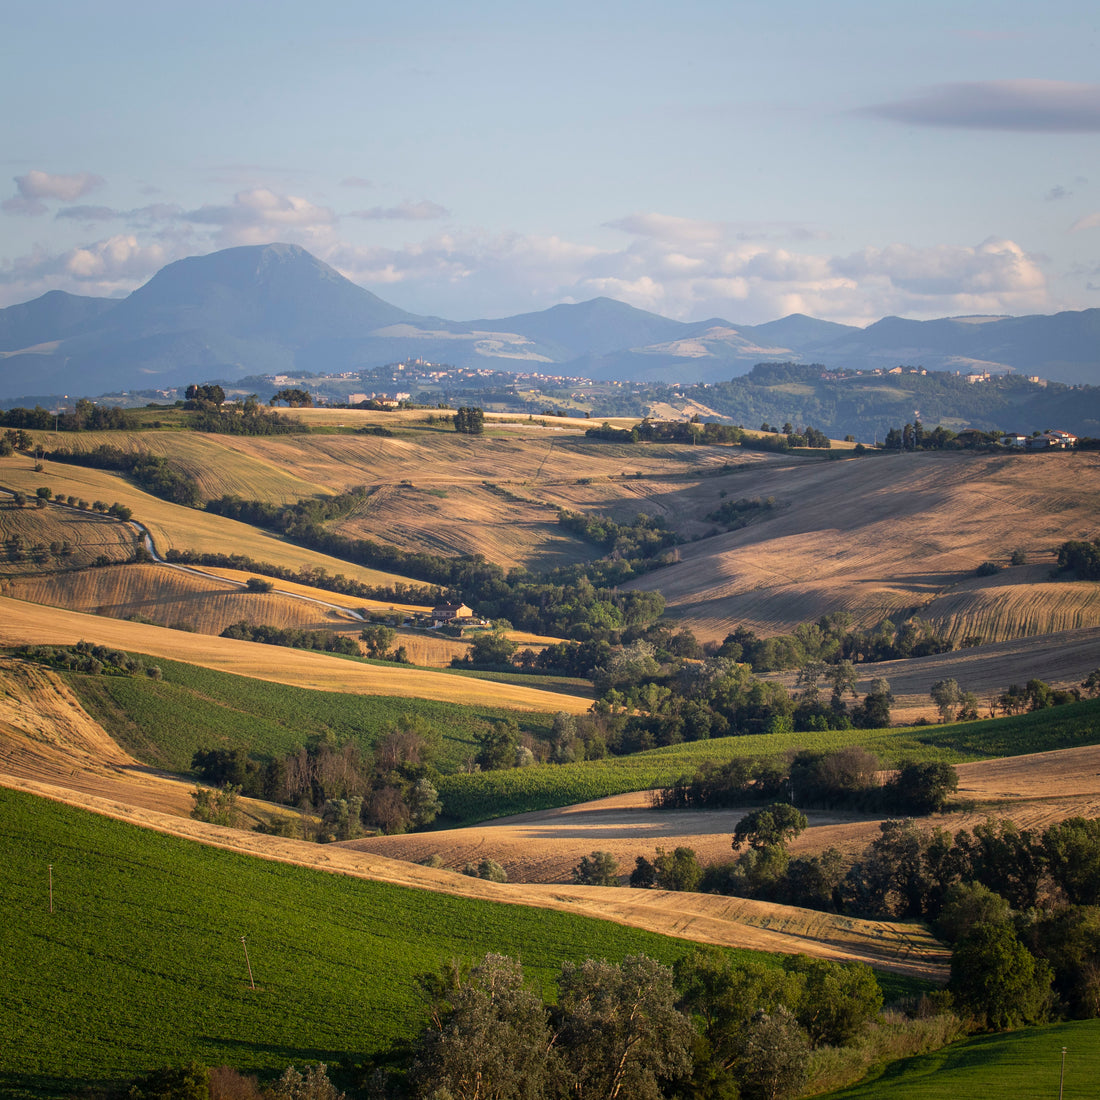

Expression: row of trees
xmin=191 ymin=718 xmax=445 ymax=838
xmin=395 ymin=948 xmax=885 ymax=1100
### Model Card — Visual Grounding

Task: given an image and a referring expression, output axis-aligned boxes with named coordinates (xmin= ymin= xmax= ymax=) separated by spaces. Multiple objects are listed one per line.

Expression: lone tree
xmin=733 ymin=803 xmax=808 ymax=851
xmin=572 ymin=850 xmax=621 ymax=886
xmin=453 ymin=406 xmax=485 ymax=434
xmin=270 ymin=387 xmax=313 ymax=407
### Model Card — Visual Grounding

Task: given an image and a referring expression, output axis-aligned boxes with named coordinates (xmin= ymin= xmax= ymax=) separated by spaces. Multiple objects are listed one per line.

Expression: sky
xmin=3 ymin=0 xmax=1100 ymax=326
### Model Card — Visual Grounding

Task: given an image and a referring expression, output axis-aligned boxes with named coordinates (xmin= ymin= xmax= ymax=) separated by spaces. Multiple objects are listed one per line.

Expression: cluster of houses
xmin=1001 ymin=430 xmax=1078 ymax=450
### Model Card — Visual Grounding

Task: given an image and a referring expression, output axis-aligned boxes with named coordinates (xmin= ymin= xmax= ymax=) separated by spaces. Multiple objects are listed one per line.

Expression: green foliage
xmin=220 ymin=620 xmax=361 ymax=656
xmin=1057 ymin=537 xmax=1100 ymax=580
xmin=733 ymin=804 xmax=808 ymax=851
xmin=189 ymin=784 xmax=241 ymax=827
xmin=453 ymin=406 xmax=485 ymax=434
xmin=244 ymin=576 xmax=274 ymax=593
xmin=950 ymin=922 xmax=1054 ymax=1031
xmin=571 ymin=850 xmax=621 ymax=886
xmin=64 ymin=654 xmax=552 ymax=774
xmin=1 ymin=788 xmax=756 ymax=1095
xmin=652 ymin=846 xmax=703 ymax=891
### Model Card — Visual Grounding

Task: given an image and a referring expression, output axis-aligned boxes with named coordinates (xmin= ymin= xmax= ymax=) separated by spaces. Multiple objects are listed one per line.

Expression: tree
xmin=1044 ymin=816 xmax=1100 ymax=905
xmin=782 ymin=955 xmax=882 ymax=1047
xmin=270 ymin=388 xmax=313 ymax=407
xmin=556 ymin=955 xmax=694 ymax=1100
xmin=653 ymin=846 xmax=702 ymax=891
xmin=572 ymin=850 xmax=621 ymax=886
xmin=733 ymin=804 xmax=808 ymax=851
xmin=245 ymin=576 xmax=274 ymax=593
xmin=465 ymin=630 xmax=518 ymax=667
xmin=930 ymin=678 xmax=964 ymax=722
xmin=887 ymin=761 xmax=958 ymax=814
xmin=475 ymin=719 xmax=520 ymax=770
xmin=934 ymin=882 xmax=1012 ymax=943
xmin=185 ymin=383 xmax=225 ymax=408
xmin=949 ymin=921 xmax=1053 ymax=1030
xmin=360 ymin=623 xmax=397 ymax=658
xmin=267 ymin=1065 xmax=344 ymax=1100
xmin=453 ymin=406 xmax=485 ymax=434
xmin=733 ymin=1006 xmax=810 ymax=1100
xmin=408 ymin=778 xmax=443 ymax=828
xmin=190 ymin=784 xmax=241 ymax=827
xmin=410 ymin=955 xmax=553 ymax=1100
xmin=462 ymin=858 xmax=508 ymax=882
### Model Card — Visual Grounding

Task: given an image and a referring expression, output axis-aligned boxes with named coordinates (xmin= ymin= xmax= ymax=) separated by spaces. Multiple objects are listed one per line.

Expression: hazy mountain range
xmin=2 ymin=242 xmax=1099 ymax=402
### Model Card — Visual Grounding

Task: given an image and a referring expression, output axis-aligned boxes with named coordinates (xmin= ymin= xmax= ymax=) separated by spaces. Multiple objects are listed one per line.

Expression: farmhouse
xmin=432 ymin=601 xmax=475 ymax=625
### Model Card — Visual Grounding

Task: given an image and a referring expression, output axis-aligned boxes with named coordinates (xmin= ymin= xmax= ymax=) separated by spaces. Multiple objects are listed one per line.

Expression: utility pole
xmin=1059 ymin=1046 xmax=1067 ymax=1100
xmin=241 ymin=936 xmax=255 ymax=990
xmin=48 ymin=864 xmax=53 ymax=913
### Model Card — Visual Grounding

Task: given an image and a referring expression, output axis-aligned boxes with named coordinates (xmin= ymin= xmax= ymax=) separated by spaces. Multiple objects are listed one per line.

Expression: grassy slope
xmin=0 ymin=785 xmax=788 ymax=1097
xmin=66 ymin=656 xmax=556 ymax=772
xmin=436 ymin=698 xmax=1100 ymax=824
xmin=823 ymin=1019 xmax=1099 ymax=1099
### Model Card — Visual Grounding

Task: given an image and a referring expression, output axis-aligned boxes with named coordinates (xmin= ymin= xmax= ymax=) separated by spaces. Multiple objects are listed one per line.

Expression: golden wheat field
xmin=0 ymin=496 xmax=136 ymax=574
xmin=4 ymin=562 xmax=361 ymax=634
xmin=0 ymin=595 xmax=591 ymax=712
xmin=0 ymin=453 xmax=420 ymax=588
xmin=635 ymin=449 xmax=1100 ymax=641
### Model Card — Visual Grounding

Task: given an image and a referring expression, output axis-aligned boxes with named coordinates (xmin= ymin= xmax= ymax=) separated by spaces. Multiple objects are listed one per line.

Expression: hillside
xmin=632 ymin=449 xmax=1100 ymax=643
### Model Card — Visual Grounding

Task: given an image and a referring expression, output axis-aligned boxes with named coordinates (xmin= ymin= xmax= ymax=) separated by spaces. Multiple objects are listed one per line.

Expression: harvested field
xmin=0 ymin=494 xmax=136 ymax=573
xmin=5 ymin=562 xmax=359 ymax=635
xmin=638 ymin=450 xmax=1100 ymax=642
xmin=197 ymin=426 xmax=768 ymax=568
xmin=0 ymin=454 xmax=420 ymax=589
xmin=0 ymin=595 xmax=591 ymax=712
xmin=35 ymin=429 xmax=330 ymax=503
xmin=355 ymin=743 xmax=1100 ymax=888
xmin=766 ymin=626 xmax=1100 ymax=725
xmin=198 ymin=566 xmax=431 ymax=616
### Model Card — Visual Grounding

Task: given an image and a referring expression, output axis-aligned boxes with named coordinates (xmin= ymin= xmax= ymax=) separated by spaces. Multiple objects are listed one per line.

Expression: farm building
xmin=432 ymin=601 xmax=475 ymax=625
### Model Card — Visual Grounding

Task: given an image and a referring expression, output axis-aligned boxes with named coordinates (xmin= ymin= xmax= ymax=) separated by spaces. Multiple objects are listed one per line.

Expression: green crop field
xmin=1 ymin=786 xmax=791 ymax=1098
xmin=822 ymin=1018 xmax=1100 ymax=1099
xmin=437 ymin=699 xmax=1100 ymax=824
xmin=65 ymin=656 xmax=555 ymax=773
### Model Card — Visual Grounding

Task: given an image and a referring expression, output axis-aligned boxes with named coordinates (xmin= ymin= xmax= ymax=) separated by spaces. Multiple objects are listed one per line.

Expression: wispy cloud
xmin=340 ymin=176 xmax=374 ymax=188
xmin=861 ymin=80 xmax=1100 ymax=132
xmin=348 ymin=200 xmax=450 ymax=221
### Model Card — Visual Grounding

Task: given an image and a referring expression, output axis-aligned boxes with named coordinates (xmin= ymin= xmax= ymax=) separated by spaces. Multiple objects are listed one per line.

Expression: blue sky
xmin=3 ymin=0 xmax=1100 ymax=325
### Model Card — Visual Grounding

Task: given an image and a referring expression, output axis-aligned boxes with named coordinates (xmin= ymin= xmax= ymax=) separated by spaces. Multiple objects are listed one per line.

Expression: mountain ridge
xmin=1 ymin=242 xmax=1098 ymax=400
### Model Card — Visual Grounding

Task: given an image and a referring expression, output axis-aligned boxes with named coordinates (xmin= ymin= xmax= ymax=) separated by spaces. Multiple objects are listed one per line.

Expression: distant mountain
xmin=1 ymin=242 xmax=1098 ymax=402
xmin=466 ymin=298 xmax=694 ymax=360
xmin=0 ymin=289 xmax=116 ymax=351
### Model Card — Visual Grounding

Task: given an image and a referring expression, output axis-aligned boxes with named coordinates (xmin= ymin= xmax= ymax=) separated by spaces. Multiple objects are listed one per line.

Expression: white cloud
xmin=183 ymin=188 xmax=336 ymax=247
xmin=0 ymin=186 xmax=1056 ymax=324
xmin=2 ymin=170 xmax=106 ymax=215
xmin=0 ymin=235 xmax=174 ymax=301
xmin=862 ymin=80 xmax=1100 ymax=133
